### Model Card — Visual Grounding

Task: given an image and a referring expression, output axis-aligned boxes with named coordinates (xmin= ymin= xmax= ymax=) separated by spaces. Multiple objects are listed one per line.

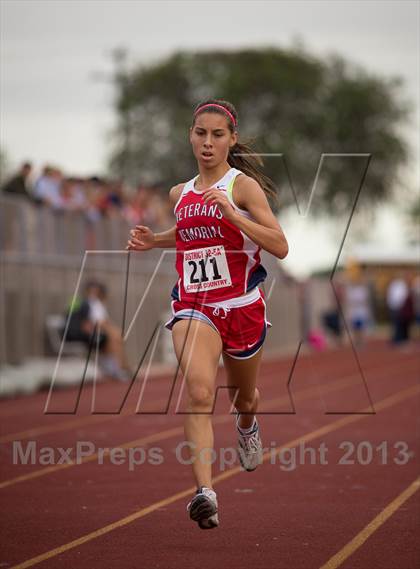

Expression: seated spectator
xmin=64 ymin=281 xmax=131 ymax=381
xmin=1 ymin=161 xmax=33 ymax=199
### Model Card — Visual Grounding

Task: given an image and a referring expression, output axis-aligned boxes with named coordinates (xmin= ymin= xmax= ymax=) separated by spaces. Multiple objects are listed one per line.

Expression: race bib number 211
xmin=183 ymin=245 xmax=232 ymax=293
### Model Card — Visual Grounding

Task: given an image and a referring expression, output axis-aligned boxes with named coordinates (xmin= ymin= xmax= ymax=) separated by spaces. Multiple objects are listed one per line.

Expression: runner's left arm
xmin=202 ymin=178 xmax=288 ymax=259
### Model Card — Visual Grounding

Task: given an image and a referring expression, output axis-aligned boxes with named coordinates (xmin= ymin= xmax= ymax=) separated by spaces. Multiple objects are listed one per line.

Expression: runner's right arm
xmin=126 ymin=184 xmax=182 ymax=251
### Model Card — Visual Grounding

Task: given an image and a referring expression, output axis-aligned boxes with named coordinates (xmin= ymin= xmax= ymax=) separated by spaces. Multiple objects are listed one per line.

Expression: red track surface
xmin=1 ymin=340 xmax=419 ymax=569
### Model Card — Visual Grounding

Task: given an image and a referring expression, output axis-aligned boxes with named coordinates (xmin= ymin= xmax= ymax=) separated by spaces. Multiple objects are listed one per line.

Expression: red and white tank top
xmin=171 ymin=167 xmax=267 ymax=303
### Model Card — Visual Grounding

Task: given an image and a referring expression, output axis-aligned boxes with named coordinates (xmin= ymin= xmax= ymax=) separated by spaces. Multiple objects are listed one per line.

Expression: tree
xmin=0 ymin=147 xmax=8 ymax=186
xmin=108 ymin=47 xmax=410 ymax=216
xmin=407 ymin=193 xmax=420 ymax=244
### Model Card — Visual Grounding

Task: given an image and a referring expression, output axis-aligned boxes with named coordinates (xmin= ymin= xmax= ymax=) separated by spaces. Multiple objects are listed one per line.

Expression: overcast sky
xmin=1 ymin=0 xmax=419 ymax=275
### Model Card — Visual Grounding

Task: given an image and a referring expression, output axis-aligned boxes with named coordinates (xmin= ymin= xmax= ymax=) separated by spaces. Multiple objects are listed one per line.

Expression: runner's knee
xmin=235 ymin=387 xmax=259 ymax=412
xmin=187 ymin=384 xmax=214 ymax=410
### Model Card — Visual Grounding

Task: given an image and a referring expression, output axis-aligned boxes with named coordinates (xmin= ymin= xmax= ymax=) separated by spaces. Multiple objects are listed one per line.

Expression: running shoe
xmin=236 ymin=413 xmax=263 ymax=472
xmin=186 ymin=486 xmax=219 ymax=529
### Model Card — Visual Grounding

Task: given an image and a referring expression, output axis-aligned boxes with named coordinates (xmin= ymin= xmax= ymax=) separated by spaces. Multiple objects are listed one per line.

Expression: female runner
xmin=127 ymin=99 xmax=288 ymax=529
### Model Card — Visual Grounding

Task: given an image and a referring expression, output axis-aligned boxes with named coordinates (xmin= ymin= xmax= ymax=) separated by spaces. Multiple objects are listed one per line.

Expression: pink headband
xmin=194 ymin=103 xmax=237 ymax=127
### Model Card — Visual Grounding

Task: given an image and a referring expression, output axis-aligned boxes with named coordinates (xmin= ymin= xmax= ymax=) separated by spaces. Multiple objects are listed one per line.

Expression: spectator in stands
xmin=60 ymin=178 xmax=88 ymax=212
xmin=83 ymin=177 xmax=103 ymax=223
xmin=107 ymin=180 xmax=125 ymax=212
xmin=1 ymin=161 xmax=33 ymax=199
xmin=125 ymin=184 xmax=173 ymax=228
xmin=34 ymin=166 xmax=63 ymax=209
xmin=64 ymin=281 xmax=131 ymax=381
xmin=91 ymin=177 xmax=116 ymax=218
xmin=149 ymin=190 xmax=173 ymax=227
xmin=124 ymin=185 xmax=152 ymax=225
xmin=3 ymin=161 xmax=172 ymax=233
xmin=98 ymin=179 xmax=132 ymax=219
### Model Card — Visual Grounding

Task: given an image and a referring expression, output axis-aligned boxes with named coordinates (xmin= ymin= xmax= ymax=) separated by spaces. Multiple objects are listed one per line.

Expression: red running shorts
xmin=165 ymin=287 xmax=271 ymax=359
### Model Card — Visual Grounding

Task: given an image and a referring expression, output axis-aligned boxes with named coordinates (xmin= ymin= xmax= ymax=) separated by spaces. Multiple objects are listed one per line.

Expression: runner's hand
xmin=202 ymin=189 xmax=238 ymax=222
xmin=126 ymin=225 xmax=155 ymax=251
